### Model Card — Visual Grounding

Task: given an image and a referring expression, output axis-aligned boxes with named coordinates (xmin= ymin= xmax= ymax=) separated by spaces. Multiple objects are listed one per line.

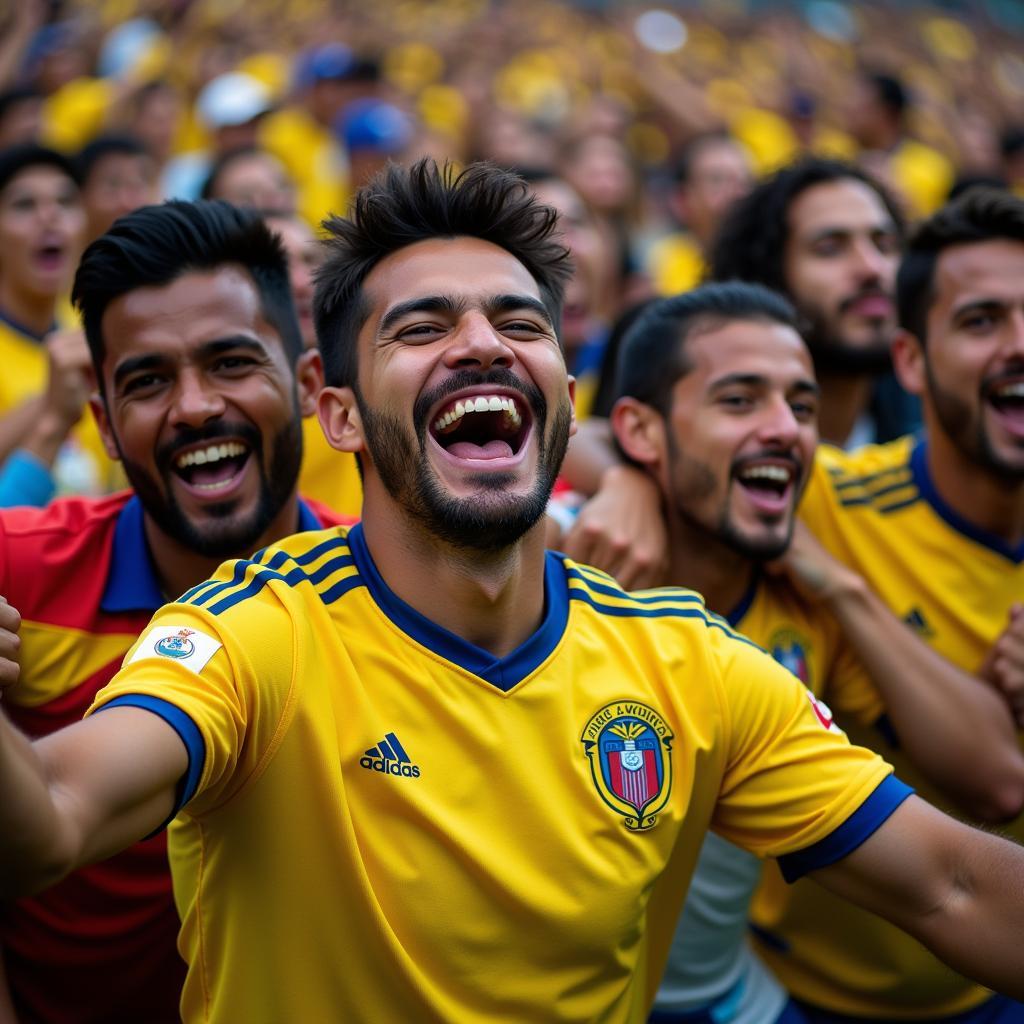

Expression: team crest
xmin=155 ymin=628 xmax=196 ymax=659
xmin=581 ymin=701 xmax=673 ymax=831
xmin=769 ymin=629 xmax=812 ymax=686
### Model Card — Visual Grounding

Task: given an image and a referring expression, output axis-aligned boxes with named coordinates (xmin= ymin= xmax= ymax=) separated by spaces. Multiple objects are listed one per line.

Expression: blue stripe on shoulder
xmin=566 ymin=567 xmax=702 ymax=606
xmin=95 ymin=694 xmax=204 ymax=826
xmin=778 ymin=775 xmax=914 ymax=882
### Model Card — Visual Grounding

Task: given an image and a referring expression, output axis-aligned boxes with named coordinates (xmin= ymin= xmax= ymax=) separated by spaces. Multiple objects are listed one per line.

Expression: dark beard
xmin=798 ymin=306 xmax=893 ymax=376
xmin=927 ymin=363 xmax=1024 ymax=482
xmin=357 ymin=368 xmax=572 ymax=553
xmin=121 ymin=416 xmax=304 ymax=559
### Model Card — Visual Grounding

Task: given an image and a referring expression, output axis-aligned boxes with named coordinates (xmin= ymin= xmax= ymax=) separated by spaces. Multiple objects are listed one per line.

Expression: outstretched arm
xmin=812 ymin=795 xmax=1024 ymax=999
xmin=771 ymin=524 xmax=1024 ymax=822
xmin=0 ymin=598 xmax=186 ymax=897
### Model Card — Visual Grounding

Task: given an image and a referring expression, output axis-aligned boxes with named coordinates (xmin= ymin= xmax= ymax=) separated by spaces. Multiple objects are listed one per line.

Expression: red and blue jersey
xmin=0 ymin=492 xmax=344 ymax=1024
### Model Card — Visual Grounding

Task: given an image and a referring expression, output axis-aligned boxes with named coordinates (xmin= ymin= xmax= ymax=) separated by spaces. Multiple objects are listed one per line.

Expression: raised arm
xmin=771 ymin=524 xmax=1024 ymax=822
xmin=0 ymin=598 xmax=186 ymax=897
xmin=812 ymin=795 xmax=1024 ymax=999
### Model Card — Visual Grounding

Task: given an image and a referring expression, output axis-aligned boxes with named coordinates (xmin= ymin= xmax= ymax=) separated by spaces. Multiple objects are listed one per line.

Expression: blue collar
xmin=101 ymin=495 xmax=324 ymax=612
xmin=346 ymin=522 xmax=570 ymax=692
xmin=724 ymin=572 xmax=760 ymax=628
xmin=0 ymin=306 xmax=57 ymax=344
xmin=910 ymin=439 xmax=1024 ymax=564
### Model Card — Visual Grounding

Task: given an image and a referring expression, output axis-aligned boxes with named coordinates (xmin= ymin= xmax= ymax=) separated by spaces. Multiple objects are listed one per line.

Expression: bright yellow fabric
xmin=259 ymin=108 xmax=350 ymax=230
xmin=753 ymin=435 xmax=1019 ymax=1017
xmin=891 ymin=139 xmax=954 ymax=217
xmin=91 ymin=531 xmax=891 ymax=1023
xmin=646 ymin=233 xmax=706 ymax=298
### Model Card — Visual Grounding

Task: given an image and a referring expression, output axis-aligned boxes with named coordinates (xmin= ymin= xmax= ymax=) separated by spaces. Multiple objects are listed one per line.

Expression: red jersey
xmin=0 ymin=492 xmax=348 ymax=1023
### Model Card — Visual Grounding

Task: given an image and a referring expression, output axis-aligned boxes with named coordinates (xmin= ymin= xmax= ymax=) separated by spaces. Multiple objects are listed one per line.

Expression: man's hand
xmin=765 ymin=521 xmax=863 ymax=606
xmin=0 ymin=597 xmax=20 ymax=696
xmin=980 ymin=604 xmax=1024 ymax=728
xmin=562 ymin=464 xmax=668 ymax=589
xmin=42 ymin=329 xmax=92 ymax=433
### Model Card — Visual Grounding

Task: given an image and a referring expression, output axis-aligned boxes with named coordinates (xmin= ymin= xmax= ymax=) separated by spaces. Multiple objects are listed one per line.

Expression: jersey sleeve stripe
xmin=203 ymin=553 xmax=357 ymax=615
xmin=777 ymin=775 xmax=914 ymax=882
xmin=838 ymin=482 xmax=918 ymax=509
xmin=832 ymin=466 xmax=912 ymax=493
xmin=566 ymin=568 xmax=703 ymax=606
xmin=94 ymin=693 xmax=205 ymax=824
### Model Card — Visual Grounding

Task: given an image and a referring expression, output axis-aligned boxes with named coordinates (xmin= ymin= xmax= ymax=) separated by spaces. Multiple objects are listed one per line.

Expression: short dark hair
xmin=897 ymin=187 xmax=1024 ymax=344
xmin=72 ymin=199 xmax=302 ymax=380
xmin=709 ymin=157 xmax=904 ymax=294
xmin=76 ymin=134 xmax=151 ymax=186
xmin=0 ymin=143 xmax=79 ymax=194
xmin=864 ymin=71 xmax=908 ymax=118
xmin=614 ymin=281 xmax=799 ymax=415
xmin=313 ymin=158 xmax=572 ymax=388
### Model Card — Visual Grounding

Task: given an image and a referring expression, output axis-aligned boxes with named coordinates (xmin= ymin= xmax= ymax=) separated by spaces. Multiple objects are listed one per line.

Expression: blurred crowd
xmin=1 ymin=0 xmax=1023 ymax=514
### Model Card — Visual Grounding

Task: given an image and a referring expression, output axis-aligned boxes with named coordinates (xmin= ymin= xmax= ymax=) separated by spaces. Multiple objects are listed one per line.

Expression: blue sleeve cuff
xmin=0 ymin=449 xmax=56 ymax=508
xmin=96 ymin=694 xmax=205 ymax=831
xmin=778 ymin=775 xmax=914 ymax=882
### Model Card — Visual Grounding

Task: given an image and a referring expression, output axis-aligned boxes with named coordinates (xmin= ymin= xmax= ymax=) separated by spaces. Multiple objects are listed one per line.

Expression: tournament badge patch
xmin=769 ymin=628 xmax=812 ymax=686
xmin=581 ymin=701 xmax=673 ymax=831
xmin=127 ymin=625 xmax=222 ymax=674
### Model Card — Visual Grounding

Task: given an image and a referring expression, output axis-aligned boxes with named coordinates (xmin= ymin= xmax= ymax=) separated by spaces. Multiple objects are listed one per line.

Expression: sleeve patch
xmin=128 ymin=625 xmax=222 ymax=673
xmin=805 ymin=689 xmax=844 ymax=735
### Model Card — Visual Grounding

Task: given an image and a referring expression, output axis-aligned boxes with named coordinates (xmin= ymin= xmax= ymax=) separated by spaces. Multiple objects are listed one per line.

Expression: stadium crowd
xmin=1 ymin=0 xmax=1024 ymax=1021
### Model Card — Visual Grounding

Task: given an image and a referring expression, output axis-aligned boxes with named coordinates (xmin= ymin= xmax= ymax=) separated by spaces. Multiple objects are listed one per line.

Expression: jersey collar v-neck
xmin=346 ymin=522 xmax=570 ymax=692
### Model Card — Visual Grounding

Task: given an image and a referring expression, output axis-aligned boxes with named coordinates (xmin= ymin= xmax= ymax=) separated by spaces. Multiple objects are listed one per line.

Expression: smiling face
xmin=784 ymin=178 xmax=901 ymax=373
xmin=322 ymin=236 xmax=575 ymax=551
xmin=658 ymin=319 xmax=818 ymax=560
xmin=0 ymin=165 xmax=85 ymax=303
xmin=913 ymin=239 xmax=1024 ymax=479
xmin=94 ymin=266 xmax=316 ymax=557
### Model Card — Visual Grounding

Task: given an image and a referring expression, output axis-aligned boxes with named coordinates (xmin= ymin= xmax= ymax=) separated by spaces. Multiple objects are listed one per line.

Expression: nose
xmin=169 ymin=369 xmax=227 ymax=428
xmin=850 ymin=236 xmax=891 ymax=284
xmin=756 ymin=395 xmax=801 ymax=448
xmin=443 ymin=312 xmax=515 ymax=372
xmin=1004 ymin=308 xmax=1024 ymax=358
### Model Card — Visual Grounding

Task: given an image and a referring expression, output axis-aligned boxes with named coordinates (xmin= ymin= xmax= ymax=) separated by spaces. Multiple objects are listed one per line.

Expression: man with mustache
xmin=4 ymin=162 xmax=1024 ymax=1023
xmin=711 ymin=157 xmax=914 ymax=450
xmin=0 ymin=199 xmax=347 ymax=1023
xmin=750 ymin=187 xmax=1024 ymax=1023
xmin=610 ymin=281 xmax=1024 ymax=1024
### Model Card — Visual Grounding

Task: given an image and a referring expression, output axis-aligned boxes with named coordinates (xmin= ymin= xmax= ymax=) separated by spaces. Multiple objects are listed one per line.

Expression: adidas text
xmin=360 ymin=756 xmax=421 ymax=778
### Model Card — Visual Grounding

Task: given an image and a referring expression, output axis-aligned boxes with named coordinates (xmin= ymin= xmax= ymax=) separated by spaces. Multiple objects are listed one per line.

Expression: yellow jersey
xmin=0 ymin=313 xmax=121 ymax=496
xmin=90 ymin=525 xmax=903 ymax=1023
xmin=297 ymin=415 xmax=363 ymax=518
xmin=753 ymin=435 xmax=1023 ymax=1017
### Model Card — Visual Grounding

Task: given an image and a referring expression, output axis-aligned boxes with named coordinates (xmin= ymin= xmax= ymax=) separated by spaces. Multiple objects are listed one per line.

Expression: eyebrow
xmin=709 ymin=372 xmax=820 ymax=396
xmin=112 ymin=335 xmax=268 ymax=389
xmin=950 ymin=298 xmax=1006 ymax=319
xmin=377 ymin=293 xmax=553 ymax=336
xmin=804 ymin=223 xmax=896 ymax=243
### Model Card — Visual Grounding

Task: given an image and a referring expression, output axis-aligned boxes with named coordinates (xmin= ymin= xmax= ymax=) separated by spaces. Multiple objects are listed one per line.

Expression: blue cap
xmin=294 ymin=43 xmax=356 ymax=90
xmin=336 ymin=98 xmax=413 ymax=154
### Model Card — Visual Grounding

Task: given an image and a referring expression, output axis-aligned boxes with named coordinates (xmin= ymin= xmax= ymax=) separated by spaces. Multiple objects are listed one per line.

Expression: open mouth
xmin=988 ymin=379 xmax=1024 ymax=415
xmin=171 ymin=441 xmax=252 ymax=494
xmin=733 ymin=460 xmax=798 ymax=514
xmin=429 ymin=392 xmax=531 ymax=461
xmin=33 ymin=243 xmax=66 ymax=272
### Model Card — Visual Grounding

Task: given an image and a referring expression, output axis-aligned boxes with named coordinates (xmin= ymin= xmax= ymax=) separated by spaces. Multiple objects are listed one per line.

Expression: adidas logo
xmin=359 ymin=732 xmax=421 ymax=778
xmin=902 ymin=607 xmax=934 ymax=637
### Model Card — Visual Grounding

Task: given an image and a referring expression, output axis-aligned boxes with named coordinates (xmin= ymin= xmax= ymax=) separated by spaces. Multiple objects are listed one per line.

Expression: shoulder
xmin=563 ymin=556 xmax=760 ymax=651
xmin=176 ymin=524 xmax=356 ymax=620
xmin=807 ymin=436 xmax=917 ymax=511
xmin=0 ymin=493 xmax=128 ymax=612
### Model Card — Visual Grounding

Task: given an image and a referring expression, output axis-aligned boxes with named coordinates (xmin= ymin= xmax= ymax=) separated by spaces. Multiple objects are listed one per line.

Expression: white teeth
xmin=433 ymin=394 xmax=523 ymax=434
xmin=740 ymin=465 xmax=792 ymax=483
xmin=175 ymin=441 xmax=247 ymax=469
xmin=995 ymin=382 xmax=1024 ymax=399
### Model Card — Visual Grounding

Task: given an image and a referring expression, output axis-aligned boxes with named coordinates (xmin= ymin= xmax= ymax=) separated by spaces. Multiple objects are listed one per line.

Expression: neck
xmin=143 ymin=493 xmax=305 ymax=601
xmin=817 ymin=372 xmax=873 ymax=447
xmin=665 ymin=514 xmax=756 ymax=618
xmin=360 ymin=489 xmax=549 ymax=658
xmin=925 ymin=423 xmax=1024 ymax=548
xmin=0 ymin=278 xmax=56 ymax=338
